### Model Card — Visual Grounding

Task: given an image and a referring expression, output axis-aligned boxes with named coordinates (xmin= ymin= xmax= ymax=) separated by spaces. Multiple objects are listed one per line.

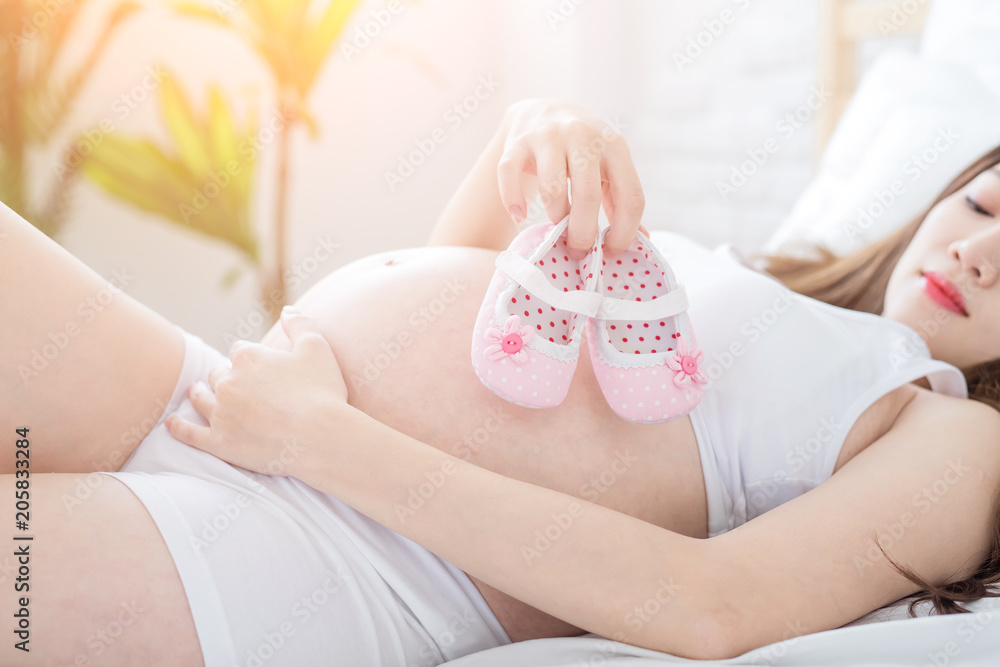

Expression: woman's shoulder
xmin=898 ymin=384 xmax=1000 ymax=438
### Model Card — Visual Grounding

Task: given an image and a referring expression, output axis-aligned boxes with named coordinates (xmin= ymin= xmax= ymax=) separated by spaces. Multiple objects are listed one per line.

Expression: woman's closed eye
xmin=965 ymin=194 xmax=994 ymax=217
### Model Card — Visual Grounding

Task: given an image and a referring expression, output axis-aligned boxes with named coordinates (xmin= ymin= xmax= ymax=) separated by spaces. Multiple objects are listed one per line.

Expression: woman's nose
xmin=949 ymin=231 xmax=1000 ymax=288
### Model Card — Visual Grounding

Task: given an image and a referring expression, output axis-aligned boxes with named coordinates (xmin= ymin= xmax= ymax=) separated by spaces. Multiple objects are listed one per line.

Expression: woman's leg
xmin=0 ymin=202 xmax=185 ymax=474
xmin=0 ymin=472 xmax=203 ymax=665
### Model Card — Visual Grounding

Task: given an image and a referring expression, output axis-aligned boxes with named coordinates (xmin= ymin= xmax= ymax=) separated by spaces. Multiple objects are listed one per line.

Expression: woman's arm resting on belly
xmin=291 ymin=392 xmax=1000 ymax=660
xmin=168 ymin=310 xmax=1000 ymax=660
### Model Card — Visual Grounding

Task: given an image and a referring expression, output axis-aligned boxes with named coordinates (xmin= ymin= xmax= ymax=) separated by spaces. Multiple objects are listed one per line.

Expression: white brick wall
xmin=626 ymin=0 xmax=822 ymax=254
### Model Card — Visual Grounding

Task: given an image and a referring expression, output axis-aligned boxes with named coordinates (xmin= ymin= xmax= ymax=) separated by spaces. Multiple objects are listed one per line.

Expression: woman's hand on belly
xmin=164 ymin=306 xmax=351 ymax=478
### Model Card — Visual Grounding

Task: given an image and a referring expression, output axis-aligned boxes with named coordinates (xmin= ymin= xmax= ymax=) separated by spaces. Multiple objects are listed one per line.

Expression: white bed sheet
xmin=444 ymin=596 xmax=1000 ymax=666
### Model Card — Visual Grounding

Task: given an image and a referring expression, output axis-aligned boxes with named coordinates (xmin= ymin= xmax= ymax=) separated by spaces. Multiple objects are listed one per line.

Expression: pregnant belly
xmin=259 ymin=244 xmax=709 ymax=642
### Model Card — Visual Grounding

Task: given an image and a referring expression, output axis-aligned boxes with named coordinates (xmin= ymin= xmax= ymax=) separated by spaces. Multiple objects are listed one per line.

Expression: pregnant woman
xmin=3 ymin=99 xmax=1000 ymax=665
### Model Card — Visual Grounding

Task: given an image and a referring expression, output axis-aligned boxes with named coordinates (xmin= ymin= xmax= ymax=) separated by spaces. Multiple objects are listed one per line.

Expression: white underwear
xmin=98 ymin=325 xmax=511 ymax=667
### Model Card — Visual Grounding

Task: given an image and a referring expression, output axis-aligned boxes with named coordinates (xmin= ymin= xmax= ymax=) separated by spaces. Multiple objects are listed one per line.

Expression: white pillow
xmin=763 ymin=6 xmax=1000 ymax=258
xmin=762 ymin=50 xmax=928 ymax=256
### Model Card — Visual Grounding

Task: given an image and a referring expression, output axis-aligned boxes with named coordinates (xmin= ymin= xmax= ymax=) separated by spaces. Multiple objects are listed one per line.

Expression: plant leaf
xmin=171 ymin=1 xmax=234 ymax=27
xmin=302 ymin=0 xmax=364 ymax=89
xmin=208 ymin=85 xmax=238 ymax=168
xmin=311 ymin=0 xmax=364 ymax=57
xmin=159 ymin=71 xmax=212 ymax=178
xmin=82 ymin=137 xmax=196 ymax=222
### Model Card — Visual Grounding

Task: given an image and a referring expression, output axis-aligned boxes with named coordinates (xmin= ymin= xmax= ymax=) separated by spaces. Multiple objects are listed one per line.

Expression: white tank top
xmin=648 ymin=231 xmax=968 ymax=538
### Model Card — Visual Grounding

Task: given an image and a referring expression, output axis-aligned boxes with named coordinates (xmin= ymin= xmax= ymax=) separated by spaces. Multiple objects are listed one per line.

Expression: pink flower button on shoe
xmin=484 ymin=315 xmax=534 ymax=363
xmin=585 ymin=226 xmax=707 ymax=423
xmin=471 ymin=216 xmax=603 ymax=408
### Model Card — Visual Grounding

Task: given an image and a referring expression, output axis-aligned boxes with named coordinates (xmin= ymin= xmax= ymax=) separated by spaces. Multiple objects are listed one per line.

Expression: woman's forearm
xmin=296 ymin=406 xmax=724 ymax=659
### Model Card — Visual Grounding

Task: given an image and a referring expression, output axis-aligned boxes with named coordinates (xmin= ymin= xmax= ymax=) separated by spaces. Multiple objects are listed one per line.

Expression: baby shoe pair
xmin=470 ymin=215 xmax=707 ymax=424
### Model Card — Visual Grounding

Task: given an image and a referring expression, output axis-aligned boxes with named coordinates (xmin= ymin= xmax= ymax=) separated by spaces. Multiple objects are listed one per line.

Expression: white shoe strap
xmin=496 ymin=251 xmax=604 ymax=317
xmin=595 ymin=285 xmax=688 ymax=321
xmin=495 ymin=251 xmax=689 ymax=321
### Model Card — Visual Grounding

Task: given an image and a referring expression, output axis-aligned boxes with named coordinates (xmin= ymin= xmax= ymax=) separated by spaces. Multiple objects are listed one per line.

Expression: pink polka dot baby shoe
xmin=471 ymin=216 xmax=603 ymax=408
xmin=585 ymin=226 xmax=707 ymax=423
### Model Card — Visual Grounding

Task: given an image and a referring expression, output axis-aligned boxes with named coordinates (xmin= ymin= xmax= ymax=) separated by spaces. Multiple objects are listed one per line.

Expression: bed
xmin=444 ymin=1 xmax=1000 ymax=664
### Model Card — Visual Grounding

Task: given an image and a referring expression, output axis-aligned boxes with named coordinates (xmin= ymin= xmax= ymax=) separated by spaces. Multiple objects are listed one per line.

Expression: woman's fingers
xmin=602 ymin=139 xmax=646 ymax=255
xmin=497 ymin=144 xmax=531 ymax=224
xmin=159 ymin=308 xmax=348 ymax=478
xmin=280 ymin=306 xmax=349 ymax=401
xmin=164 ymin=413 xmax=211 ymax=451
xmin=497 ymin=101 xmax=646 ymax=251
xmin=281 ymin=306 xmax=332 ymax=360
xmin=187 ymin=381 xmax=217 ymax=420
xmin=535 ymin=145 xmax=570 ymax=223
xmin=207 ymin=363 xmax=228 ymax=392
xmin=565 ymin=140 xmax=603 ymax=259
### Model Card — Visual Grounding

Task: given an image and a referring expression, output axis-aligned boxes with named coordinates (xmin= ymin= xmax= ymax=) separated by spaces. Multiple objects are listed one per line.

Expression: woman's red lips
xmin=920 ymin=269 xmax=969 ymax=317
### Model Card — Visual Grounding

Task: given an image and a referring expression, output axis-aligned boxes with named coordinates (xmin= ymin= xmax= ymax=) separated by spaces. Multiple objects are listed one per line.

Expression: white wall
xmin=22 ymin=0 xmax=918 ymax=350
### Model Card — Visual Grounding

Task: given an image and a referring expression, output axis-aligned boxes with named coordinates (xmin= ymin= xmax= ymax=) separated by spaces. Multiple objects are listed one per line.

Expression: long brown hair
xmin=747 ymin=145 xmax=1000 ymax=617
